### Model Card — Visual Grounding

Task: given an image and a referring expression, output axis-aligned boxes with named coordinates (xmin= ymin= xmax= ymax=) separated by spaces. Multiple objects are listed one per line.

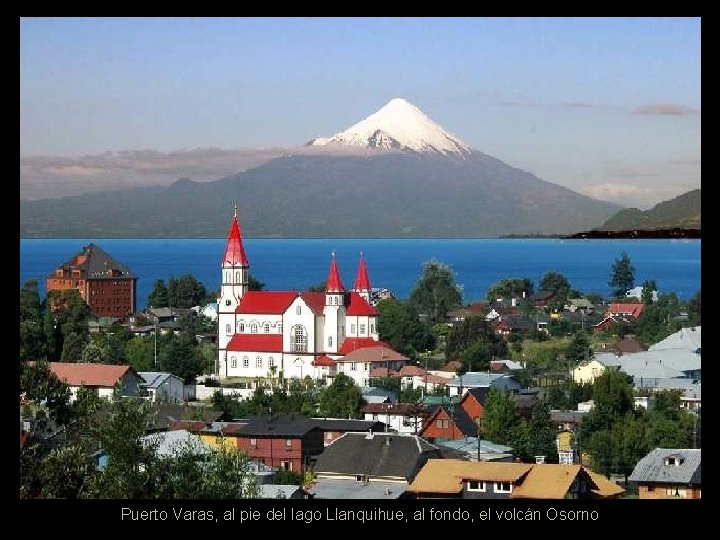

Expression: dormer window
xmin=665 ymin=456 xmax=685 ymax=467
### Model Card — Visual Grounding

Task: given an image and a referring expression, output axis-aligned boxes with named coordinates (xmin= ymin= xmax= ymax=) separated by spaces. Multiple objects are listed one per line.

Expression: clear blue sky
xmin=20 ymin=17 xmax=700 ymax=207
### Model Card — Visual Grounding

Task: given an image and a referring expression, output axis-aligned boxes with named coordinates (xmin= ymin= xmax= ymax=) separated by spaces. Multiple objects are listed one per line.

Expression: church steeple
xmin=219 ymin=205 xmax=249 ymax=355
xmin=326 ymin=252 xmax=345 ymax=293
xmin=353 ymin=252 xmax=372 ymax=303
xmin=222 ymin=203 xmax=249 ymax=267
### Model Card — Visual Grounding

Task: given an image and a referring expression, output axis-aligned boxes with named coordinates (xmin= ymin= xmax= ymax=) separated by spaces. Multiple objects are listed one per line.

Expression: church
xmin=217 ymin=208 xmax=388 ymax=383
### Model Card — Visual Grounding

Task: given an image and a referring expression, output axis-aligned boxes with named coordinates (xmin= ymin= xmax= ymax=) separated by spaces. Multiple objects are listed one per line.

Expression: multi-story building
xmin=46 ymin=243 xmax=137 ymax=317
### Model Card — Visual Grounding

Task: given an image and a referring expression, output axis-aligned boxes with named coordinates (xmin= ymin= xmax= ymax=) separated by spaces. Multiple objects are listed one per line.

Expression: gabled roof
xmin=462 ymin=387 xmax=491 ymax=406
xmin=613 ymin=336 xmax=647 ymax=354
xmin=649 ymin=326 xmax=701 ymax=353
xmin=222 ymin=213 xmax=249 ymax=266
xmin=346 ymin=291 xmax=378 ymax=316
xmin=48 ymin=243 xmax=136 ymax=280
xmin=512 ymin=464 xmax=624 ymax=499
xmin=299 ymin=292 xmax=326 ymax=315
xmin=138 ymin=371 xmax=182 ymax=388
xmin=369 ymin=367 xmax=399 ymax=377
xmin=310 ymin=419 xmax=386 ymax=432
xmin=49 ymin=362 xmax=133 ymax=387
xmin=408 ymin=459 xmax=533 ymax=494
xmin=421 ymin=404 xmax=478 ymax=438
xmin=353 ymin=254 xmax=372 ymax=291
xmin=315 ymin=432 xmax=440 ymax=480
xmin=338 ymin=346 xmax=409 ymax=363
xmin=338 ymin=338 xmax=391 ymax=355
xmin=607 ymin=302 xmax=645 ymax=318
xmin=226 ymin=334 xmax=283 ymax=353
xmin=326 ymin=254 xmax=345 ymax=292
xmin=312 ymin=355 xmax=336 ymax=367
xmin=236 ymin=414 xmax=319 ymax=437
xmin=236 ymin=291 xmax=296 ymax=314
xmin=397 ymin=365 xmax=427 ymax=378
xmin=628 ymin=448 xmax=701 ymax=485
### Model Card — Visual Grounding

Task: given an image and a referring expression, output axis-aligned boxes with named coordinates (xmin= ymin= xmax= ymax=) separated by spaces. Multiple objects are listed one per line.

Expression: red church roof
xmin=299 ymin=292 xmax=326 ymax=315
xmin=353 ymin=254 xmax=371 ymax=291
xmin=312 ymin=355 xmax=336 ymax=367
xmin=346 ymin=292 xmax=378 ymax=316
xmin=222 ymin=212 xmax=249 ymax=266
xmin=226 ymin=334 xmax=283 ymax=352
xmin=236 ymin=291 xmax=297 ymax=314
xmin=338 ymin=337 xmax=391 ymax=355
xmin=326 ymin=254 xmax=345 ymax=292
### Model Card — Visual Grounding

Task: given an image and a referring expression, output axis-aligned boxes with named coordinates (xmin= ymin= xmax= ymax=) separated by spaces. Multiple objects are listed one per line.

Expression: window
xmin=256 ymin=357 xmax=262 ymax=369
xmin=351 ymin=324 xmax=356 ymax=334
xmin=334 ymin=296 xmax=338 ymax=305
xmin=355 ymin=475 xmax=366 ymax=483
xmin=370 ymin=323 xmax=375 ymax=333
xmin=281 ymin=461 xmax=291 ymax=471
xmin=250 ymin=438 xmax=257 ymax=447
xmin=291 ymin=325 xmax=308 ymax=352
xmin=436 ymin=419 xmax=449 ymax=429
xmin=263 ymin=323 xmax=270 ymax=333
xmin=225 ymin=324 xmax=231 ymax=334
xmin=238 ymin=322 xmax=245 ymax=332
xmin=494 ymin=482 xmax=512 ymax=493
xmin=647 ymin=486 xmax=655 ymax=492
xmin=230 ymin=357 xmax=237 ymax=369
xmin=325 ymin=431 xmax=333 ymax=440
xmin=296 ymin=305 xmax=302 ymax=315
xmin=243 ymin=357 xmax=249 ymax=368
xmin=350 ymin=362 xmax=357 ymax=371
xmin=328 ymin=336 xmax=333 ymax=348
xmin=225 ymin=272 xmax=230 ymax=283
xmin=269 ymin=357 xmax=275 ymax=368
xmin=359 ymin=324 xmax=366 ymax=335
xmin=467 ymin=481 xmax=485 ymax=492
xmin=235 ymin=271 xmax=241 ymax=283
xmin=278 ymin=322 xmax=283 ymax=332
xmin=665 ymin=456 xmax=684 ymax=466
xmin=251 ymin=323 xmax=258 ymax=333
xmin=285 ymin=439 xmax=292 ymax=449
xmin=666 ymin=487 xmax=687 ymax=498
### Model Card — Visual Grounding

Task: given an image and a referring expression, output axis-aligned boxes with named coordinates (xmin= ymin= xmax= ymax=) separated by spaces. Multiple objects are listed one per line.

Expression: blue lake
xmin=20 ymin=238 xmax=701 ymax=310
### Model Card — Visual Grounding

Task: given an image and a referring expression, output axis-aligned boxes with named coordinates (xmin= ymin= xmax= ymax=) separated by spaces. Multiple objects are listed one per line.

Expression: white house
xmin=217 ymin=208 xmax=383 ymax=383
xmin=48 ymin=362 xmax=142 ymax=401
xmin=139 ymin=371 xmax=185 ymax=403
xmin=334 ymin=346 xmax=409 ymax=388
xmin=361 ymin=403 xmax=425 ymax=434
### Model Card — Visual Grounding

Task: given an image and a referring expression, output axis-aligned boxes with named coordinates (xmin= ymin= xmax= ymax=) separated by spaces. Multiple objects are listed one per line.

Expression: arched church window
xmin=291 ymin=325 xmax=308 ymax=353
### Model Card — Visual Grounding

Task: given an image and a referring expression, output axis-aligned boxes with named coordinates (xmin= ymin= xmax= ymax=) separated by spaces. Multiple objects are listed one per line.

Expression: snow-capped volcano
xmin=308 ymin=98 xmax=472 ymax=156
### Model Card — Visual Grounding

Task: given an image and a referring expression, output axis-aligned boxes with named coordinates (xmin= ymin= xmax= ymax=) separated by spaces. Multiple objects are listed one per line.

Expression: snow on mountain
xmin=308 ymin=98 xmax=472 ymax=156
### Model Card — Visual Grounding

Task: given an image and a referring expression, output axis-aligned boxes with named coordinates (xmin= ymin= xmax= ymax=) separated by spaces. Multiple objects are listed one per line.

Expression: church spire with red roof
xmin=326 ymin=252 xmax=345 ymax=293
xmin=353 ymin=252 xmax=372 ymax=303
xmin=222 ymin=203 xmax=249 ymax=267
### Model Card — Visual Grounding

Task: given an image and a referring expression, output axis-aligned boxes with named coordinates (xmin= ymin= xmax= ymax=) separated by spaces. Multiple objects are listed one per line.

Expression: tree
xmin=167 ymin=274 xmax=208 ymax=309
xmin=248 ymin=273 xmax=265 ymax=292
xmin=566 ymin=331 xmax=591 ymax=363
xmin=81 ymin=340 xmax=105 ymax=363
xmin=377 ymin=298 xmax=433 ymax=354
xmin=319 ymin=373 xmax=363 ymax=419
xmin=609 ymin=252 xmax=635 ymax=297
xmin=50 ymin=289 xmax=91 ymax=340
xmin=20 ymin=360 xmax=72 ymax=425
xmin=160 ymin=334 xmax=207 ymax=384
xmin=105 ymin=333 xmax=128 ymax=365
xmin=487 ymin=278 xmax=534 ymax=302
xmin=513 ymin=399 xmax=557 ymax=461
xmin=408 ymin=260 xmax=463 ymax=326
xmin=20 ymin=319 xmax=46 ymax=362
xmin=20 ymin=278 xmax=42 ymax=322
xmin=482 ymin=387 xmax=520 ymax=446
xmin=125 ymin=335 xmax=155 ymax=372
xmin=687 ymin=289 xmax=701 ymax=326
xmin=445 ymin=316 xmax=507 ymax=364
xmin=641 ymin=279 xmax=657 ymax=305
xmin=580 ymin=370 xmax=634 ymax=439
xmin=307 ymin=280 xmax=327 ymax=293
xmin=539 ymin=271 xmax=572 ymax=308
xmin=147 ymin=279 xmax=169 ymax=308
xmin=61 ymin=332 xmax=86 ymax=362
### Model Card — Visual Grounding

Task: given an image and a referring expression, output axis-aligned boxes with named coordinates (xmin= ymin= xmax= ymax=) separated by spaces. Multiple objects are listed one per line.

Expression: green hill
xmin=598 ymin=189 xmax=700 ymax=231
